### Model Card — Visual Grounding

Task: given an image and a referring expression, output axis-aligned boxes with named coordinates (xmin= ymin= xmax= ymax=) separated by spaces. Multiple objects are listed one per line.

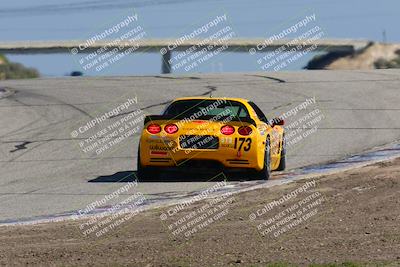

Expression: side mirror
xmin=271 ymin=118 xmax=285 ymax=127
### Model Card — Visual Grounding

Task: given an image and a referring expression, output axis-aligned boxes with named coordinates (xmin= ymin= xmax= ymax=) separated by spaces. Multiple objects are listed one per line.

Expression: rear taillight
xmin=164 ymin=124 xmax=178 ymax=134
xmin=220 ymin=125 xmax=235 ymax=135
xmin=238 ymin=126 xmax=252 ymax=136
xmin=147 ymin=124 xmax=161 ymax=134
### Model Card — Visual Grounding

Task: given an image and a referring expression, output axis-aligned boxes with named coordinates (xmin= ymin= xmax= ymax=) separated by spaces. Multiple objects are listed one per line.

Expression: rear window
xmin=163 ymin=99 xmax=249 ymax=120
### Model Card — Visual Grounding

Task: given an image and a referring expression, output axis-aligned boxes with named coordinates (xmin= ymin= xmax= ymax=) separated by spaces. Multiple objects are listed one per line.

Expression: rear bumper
xmin=142 ymin=159 xmax=262 ymax=175
xmin=143 ymin=153 xmax=257 ymax=168
xmin=140 ymin=143 xmax=262 ymax=171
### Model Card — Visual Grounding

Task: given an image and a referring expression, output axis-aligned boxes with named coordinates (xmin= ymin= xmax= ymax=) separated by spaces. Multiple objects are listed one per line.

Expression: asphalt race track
xmin=0 ymin=70 xmax=399 ymax=222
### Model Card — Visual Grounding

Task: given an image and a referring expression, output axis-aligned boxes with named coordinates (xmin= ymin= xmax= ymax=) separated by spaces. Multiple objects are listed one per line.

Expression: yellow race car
xmin=137 ymin=97 xmax=285 ymax=180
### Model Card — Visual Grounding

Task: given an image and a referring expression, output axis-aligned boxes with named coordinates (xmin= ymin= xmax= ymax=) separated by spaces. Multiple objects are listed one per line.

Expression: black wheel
xmin=276 ymin=134 xmax=286 ymax=171
xmin=138 ymin=166 xmax=158 ymax=181
xmin=257 ymin=137 xmax=271 ymax=180
xmin=137 ymin=147 xmax=158 ymax=181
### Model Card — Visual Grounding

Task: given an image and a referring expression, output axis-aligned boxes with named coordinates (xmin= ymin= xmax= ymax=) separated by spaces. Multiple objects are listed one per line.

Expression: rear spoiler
xmin=144 ymin=115 xmax=256 ymax=126
xmin=144 ymin=115 xmax=176 ymax=124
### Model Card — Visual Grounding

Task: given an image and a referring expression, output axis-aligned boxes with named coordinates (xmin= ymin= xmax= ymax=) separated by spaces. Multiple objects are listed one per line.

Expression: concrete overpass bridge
xmin=0 ymin=39 xmax=369 ymax=73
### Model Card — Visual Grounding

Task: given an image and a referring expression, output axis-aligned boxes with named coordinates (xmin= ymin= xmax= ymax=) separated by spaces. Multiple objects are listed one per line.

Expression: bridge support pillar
xmin=161 ymin=49 xmax=171 ymax=74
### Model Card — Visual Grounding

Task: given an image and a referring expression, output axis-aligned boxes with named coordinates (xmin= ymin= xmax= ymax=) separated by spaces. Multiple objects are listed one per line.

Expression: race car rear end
xmin=140 ymin=118 xmax=263 ymax=167
xmin=137 ymin=97 xmax=280 ymax=180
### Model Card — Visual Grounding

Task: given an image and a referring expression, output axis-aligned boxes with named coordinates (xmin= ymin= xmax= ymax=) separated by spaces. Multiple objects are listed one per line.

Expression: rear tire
xmin=257 ymin=137 xmax=271 ymax=180
xmin=276 ymin=134 xmax=286 ymax=171
xmin=137 ymin=147 xmax=158 ymax=181
xmin=138 ymin=165 xmax=158 ymax=181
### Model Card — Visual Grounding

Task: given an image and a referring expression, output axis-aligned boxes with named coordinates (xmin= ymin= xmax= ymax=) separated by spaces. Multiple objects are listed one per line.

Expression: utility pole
xmin=382 ymin=30 xmax=387 ymax=44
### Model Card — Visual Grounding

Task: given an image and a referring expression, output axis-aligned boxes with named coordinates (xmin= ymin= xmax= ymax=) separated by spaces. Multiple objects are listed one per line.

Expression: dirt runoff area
xmin=1 ymin=158 xmax=400 ymax=267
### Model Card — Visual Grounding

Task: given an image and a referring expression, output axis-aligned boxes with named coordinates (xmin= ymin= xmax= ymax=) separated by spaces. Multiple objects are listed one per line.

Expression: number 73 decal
xmin=234 ymin=137 xmax=252 ymax=151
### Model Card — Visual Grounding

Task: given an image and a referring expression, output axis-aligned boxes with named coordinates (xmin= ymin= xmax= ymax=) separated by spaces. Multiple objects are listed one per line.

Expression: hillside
xmin=0 ymin=54 xmax=39 ymax=80
xmin=306 ymin=43 xmax=400 ymax=70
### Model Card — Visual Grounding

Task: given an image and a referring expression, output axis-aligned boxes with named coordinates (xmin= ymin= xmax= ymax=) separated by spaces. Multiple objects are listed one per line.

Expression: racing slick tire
xmin=257 ymin=137 xmax=271 ymax=180
xmin=137 ymin=147 xmax=159 ymax=181
xmin=276 ymin=134 xmax=286 ymax=171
